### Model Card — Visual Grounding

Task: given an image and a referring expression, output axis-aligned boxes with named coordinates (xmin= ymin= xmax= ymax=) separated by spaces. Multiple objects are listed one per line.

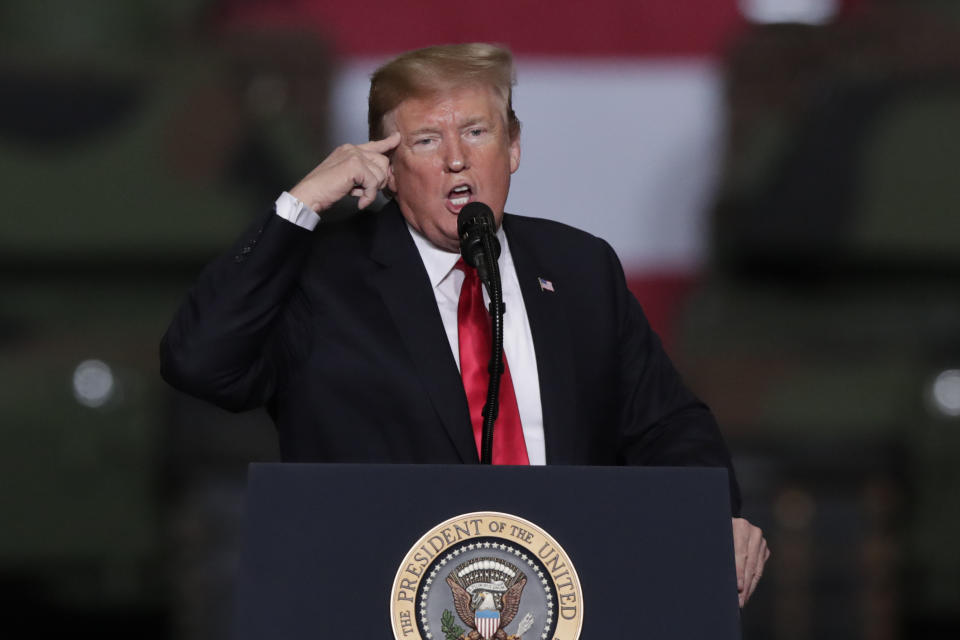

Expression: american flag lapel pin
xmin=537 ymin=277 xmax=555 ymax=293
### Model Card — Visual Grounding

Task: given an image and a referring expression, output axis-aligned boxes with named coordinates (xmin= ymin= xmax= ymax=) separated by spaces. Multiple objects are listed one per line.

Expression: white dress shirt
xmin=275 ymin=191 xmax=547 ymax=464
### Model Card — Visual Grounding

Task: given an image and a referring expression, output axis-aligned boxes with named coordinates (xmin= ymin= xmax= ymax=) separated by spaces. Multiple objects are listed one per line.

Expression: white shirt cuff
xmin=274 ymin=191 xmax=321 ymax=230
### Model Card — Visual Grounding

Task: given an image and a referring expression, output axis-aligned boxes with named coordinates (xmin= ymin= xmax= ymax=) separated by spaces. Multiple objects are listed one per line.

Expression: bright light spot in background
xmin=931 ymin=369 xmax=960 ymax=417
xmin=739 ymin=0 xmax=839 ymax=24
xmin=72 ymin=359 xmax=115 ymax=408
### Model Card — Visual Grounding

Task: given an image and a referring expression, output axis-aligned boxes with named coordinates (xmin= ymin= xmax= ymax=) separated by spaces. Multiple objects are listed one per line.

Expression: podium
xmin=233 ymin=464 xmax=741 ymax=639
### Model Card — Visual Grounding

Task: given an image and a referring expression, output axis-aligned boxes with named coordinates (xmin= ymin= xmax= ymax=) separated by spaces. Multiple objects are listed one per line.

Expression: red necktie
xmin=455 ymin=259 xmax=529 ymax=465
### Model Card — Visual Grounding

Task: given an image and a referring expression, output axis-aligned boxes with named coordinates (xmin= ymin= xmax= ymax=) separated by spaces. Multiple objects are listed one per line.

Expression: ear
xmin=386 ymin=161 xmax=397 ymax=193
xmin=509 ymin=137 xmax=521 ymax=174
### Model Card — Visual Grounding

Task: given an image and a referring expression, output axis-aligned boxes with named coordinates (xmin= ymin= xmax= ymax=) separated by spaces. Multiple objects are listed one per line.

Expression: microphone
xmin=457 ymin=202 xmax=501 ymax=287
xmin=457 ymin=201 xmax=504 ymax=465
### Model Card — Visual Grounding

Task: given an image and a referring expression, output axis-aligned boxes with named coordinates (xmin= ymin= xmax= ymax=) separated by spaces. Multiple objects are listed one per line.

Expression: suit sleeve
xmin=160 ymin=211 xmax=315 ymax=412
xmin=606 ymin=241 xmax=743 ymax=515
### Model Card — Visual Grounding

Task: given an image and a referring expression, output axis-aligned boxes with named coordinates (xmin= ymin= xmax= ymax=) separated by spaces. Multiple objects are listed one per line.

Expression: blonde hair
xmin=368 ymin=43 xmax=520 ymax=141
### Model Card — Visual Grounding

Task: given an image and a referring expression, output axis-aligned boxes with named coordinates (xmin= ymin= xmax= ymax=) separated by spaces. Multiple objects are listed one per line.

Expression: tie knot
xmin=454 ymin=257 xmax=478 ymax=281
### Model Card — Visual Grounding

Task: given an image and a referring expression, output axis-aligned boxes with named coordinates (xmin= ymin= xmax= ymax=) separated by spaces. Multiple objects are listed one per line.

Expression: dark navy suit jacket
xmin=160 ymin=201 xmax=741 ymax=513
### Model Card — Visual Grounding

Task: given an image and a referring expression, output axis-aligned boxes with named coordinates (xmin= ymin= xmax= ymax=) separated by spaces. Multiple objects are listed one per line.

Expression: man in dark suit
xmin=161 ymin=43 xmax=769 ymax=606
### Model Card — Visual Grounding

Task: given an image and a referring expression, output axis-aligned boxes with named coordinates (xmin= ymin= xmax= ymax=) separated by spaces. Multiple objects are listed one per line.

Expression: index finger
xmin=732 ymin=519 xmax=748 ymax=590
xmin=740 ymin=528 xmax=763 ymax=604
xmin=361 ymin=131 xmax=402 ymax=153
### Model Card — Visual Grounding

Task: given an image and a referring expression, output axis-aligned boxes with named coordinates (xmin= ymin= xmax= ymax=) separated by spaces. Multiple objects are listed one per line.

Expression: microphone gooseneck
xmin=457 ymin=202 xmax=505 ymax=465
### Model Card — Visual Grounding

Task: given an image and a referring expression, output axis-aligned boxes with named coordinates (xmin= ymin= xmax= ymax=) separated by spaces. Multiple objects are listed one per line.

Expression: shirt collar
xmin=406 ymin=222 xmax=512 ymax=289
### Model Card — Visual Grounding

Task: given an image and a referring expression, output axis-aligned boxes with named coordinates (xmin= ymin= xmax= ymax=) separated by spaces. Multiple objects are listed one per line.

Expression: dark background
xmin=1 ymin=1 xmax=958 ymax=638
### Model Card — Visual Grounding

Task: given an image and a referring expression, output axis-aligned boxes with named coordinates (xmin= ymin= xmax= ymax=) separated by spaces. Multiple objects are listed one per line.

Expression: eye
xmin=410 ymin=136 xmax=440 ymax=152
xmin=468 ymin=128 xmax=485 ymax=137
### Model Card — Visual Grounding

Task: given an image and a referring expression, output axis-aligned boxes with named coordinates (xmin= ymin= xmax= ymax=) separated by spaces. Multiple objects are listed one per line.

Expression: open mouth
xmin=446 ymin=184 xmax=473 ymax=210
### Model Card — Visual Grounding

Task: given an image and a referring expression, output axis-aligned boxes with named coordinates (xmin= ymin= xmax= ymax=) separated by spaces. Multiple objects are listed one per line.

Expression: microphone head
xmin=457 ymin=201 xmax=496 ymax=236
xmin=458 ymin=202 xmax=500 ymax=268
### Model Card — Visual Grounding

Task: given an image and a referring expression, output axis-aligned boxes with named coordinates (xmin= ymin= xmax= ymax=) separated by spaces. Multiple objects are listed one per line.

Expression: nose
xmin=444 ymin=139 xmax=468 ymax=172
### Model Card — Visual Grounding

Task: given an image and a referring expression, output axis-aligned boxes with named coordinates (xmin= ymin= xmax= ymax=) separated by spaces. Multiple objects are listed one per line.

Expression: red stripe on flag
xmin=626 ymin=272 xmax=700 ymax=353
xmin=217 ymin=0 xmax=747 ymax=56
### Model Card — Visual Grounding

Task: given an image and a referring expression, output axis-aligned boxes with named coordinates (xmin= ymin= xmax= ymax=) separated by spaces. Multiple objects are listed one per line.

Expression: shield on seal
xmin=475 ymin=609 xmax=500 ymax=640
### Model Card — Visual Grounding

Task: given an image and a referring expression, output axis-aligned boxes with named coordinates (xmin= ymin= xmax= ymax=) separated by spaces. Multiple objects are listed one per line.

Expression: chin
xmin=437 ymin=225 xmax=462 ymax=252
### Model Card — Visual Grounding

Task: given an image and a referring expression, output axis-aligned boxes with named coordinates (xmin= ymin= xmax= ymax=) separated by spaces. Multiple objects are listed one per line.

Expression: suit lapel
xmin=503 ymin=216 xmax=580 ymax=464
xmin=367 ymin=203 xmax=478 ymax=463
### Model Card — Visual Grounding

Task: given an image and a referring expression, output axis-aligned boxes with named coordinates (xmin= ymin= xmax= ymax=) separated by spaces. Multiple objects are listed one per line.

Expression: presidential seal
xmin=390 ymin=512 xmax=583 ymax=640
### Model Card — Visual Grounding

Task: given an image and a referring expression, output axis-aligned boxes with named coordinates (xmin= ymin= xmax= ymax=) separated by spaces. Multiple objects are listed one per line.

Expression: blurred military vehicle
xmin=675 ymin=3 xmax=960 ymax=638
xmin=0 ymin=1 xmax=333 ymax=637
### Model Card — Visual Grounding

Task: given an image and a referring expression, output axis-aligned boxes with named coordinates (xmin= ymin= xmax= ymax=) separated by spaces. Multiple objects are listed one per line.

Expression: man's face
xmin=384 ymin=85 xmax=521 ymax=252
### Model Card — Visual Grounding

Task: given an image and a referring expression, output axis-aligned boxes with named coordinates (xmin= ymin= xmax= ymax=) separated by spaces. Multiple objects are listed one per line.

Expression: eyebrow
xmin=406 ymin=117 xmax=496 ymax=137
xmin=461 ymin=117 xmax=495 ymax=130
xmin=407 ymin=126 xmax=441 ymax=137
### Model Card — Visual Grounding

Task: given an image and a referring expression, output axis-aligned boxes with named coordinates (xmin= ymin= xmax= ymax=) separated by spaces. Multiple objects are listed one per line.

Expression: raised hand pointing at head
xmin=289 ymin=132 xmax=402 ymax=212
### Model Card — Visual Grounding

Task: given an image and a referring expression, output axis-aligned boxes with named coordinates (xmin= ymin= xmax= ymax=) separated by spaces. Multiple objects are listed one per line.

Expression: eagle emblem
xmin=445 ymin=557 xmax=528 ymax=640
xmin=390 ymin=513 xmax=582 ymax=640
